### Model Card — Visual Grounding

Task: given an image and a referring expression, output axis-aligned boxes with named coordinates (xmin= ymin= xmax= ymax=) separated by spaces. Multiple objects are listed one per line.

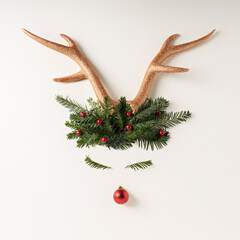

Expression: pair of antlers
xmin=23 ymin=29 xmax=215 ymax=111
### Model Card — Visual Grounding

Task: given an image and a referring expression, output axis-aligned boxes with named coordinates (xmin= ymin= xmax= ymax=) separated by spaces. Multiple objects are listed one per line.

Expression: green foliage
xmin=84 ymin=156 xmax=111 ymax=170
xmin=56 ymin=95 xmax=191 ymax=150
xmin=56 ymin=95 xmax=86 ymax=113
xmin=130 ymin=98 xmax=169 ymax=124
xmin=125 ymin=160 xmax=153 ymax=171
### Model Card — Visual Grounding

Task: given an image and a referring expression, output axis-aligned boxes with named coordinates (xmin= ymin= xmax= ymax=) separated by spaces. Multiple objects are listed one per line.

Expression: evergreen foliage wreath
xmin=56 ymin=95 xmax=191 ymax=150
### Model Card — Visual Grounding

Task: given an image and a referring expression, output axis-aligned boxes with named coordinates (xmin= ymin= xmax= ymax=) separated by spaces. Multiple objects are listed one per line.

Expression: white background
xmin=0 ymin=0 xmax=239 ymax=239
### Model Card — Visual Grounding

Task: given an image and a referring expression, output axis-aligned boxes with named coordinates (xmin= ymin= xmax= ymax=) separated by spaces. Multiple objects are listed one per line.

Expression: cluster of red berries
xmin=76 ymin=111 xmax=165 ymax=143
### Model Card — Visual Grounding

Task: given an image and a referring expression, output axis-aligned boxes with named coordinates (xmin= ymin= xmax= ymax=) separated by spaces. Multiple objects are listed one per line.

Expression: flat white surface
xmin=0 ymin=0 xmax=240 ymax=239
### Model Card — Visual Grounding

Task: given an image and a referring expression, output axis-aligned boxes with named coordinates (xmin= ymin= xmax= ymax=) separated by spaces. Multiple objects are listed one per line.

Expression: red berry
xmin=126 ymin=125 xmax=132 ymax=130
xmin=113 ymin=186 xmax=129 ymax=204
xmin=76 ymin=130 xmax=82 ymax=136
xmin=157 ymin=111 xmax=161 ymax=116
xmin=101 ymin=137 xmax=107 ymax=143
xmin=97 ymin=119 xmax=103 ymax=125
xmin=159 ymin=130 xmax=165 ymax=136
xmin=81 ymin=112 xmax=86 ymax=117
xmin=126 ymin=112 xmax=131 ymax=117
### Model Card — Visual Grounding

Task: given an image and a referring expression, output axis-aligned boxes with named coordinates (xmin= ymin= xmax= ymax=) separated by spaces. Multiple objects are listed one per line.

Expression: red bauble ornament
xmin=81 ymin=112 xmax=86 ymax=117
xmin=159 ymin=130 xmax=165 ymax=136
xmin=126 ymin=125 xmax=132 ymax=130
xmin=157 ymin=111 xmax=161 ymax=116
xmin=126 ymin=112 xmax=131 ymax=117
xmin=76 ymin=130 xmax=82 ymax=136
xmin=97 ymin=119 xmax=103 ymax=125
xmin=101 ymin=137 xmax=107 ymax=143
xmin=113 ymin=186 xmax=129 ymax=204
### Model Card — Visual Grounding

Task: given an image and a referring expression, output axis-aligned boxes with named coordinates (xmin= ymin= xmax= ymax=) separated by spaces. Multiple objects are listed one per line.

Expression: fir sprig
xmin=125 ymin=160 xmax=153 ymax=171
xmin=130 ymin=97 xmax=169 ymax=124
xmin=153 ymin=111 xmax=191 ymax=129
xmin=56 ymin=95 xmax=86 ymax=113
xmin=84 ymin=156 xmax=111 ymax=170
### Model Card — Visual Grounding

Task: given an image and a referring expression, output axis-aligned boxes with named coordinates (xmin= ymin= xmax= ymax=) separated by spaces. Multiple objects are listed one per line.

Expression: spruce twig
xmin=56 ymin=95 xmax=86 ymax=113
xmin=84 ymin=156 xmax=111 ymax=170
xmin=154 ymin=111 xmax=191 ymax=129
xmin=125 ymin=160 xmax=153 ymax=171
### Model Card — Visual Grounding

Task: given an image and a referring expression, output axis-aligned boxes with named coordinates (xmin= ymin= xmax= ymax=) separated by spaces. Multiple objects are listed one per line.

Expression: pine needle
xmin=125 ymin=160 xmax=153 ymax=171
xmin=84 ymin=156 xmax=111 ymax=170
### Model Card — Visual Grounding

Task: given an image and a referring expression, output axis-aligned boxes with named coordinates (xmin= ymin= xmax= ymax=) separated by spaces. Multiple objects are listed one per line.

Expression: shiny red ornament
xmin=97 ymin=119 xmax=103 ymax=125
xmin=159 ymin=130 xmax=165 ymax=136
xmin=76 ymin=130 xmax=82 ymax=136
xmin=126 ymin=125 xmax=132 ymax=130
xmin=126 ymin=112 xmax=131 ymax=117
xmin=81 ymin=112 xmax=86 ymax=117
xmin=113 ymin=186 xmax=129 ymax=204
xmin=157 ymin=111 xmax=161 ymax=116
xmin=101 ymin=137 xmax=107 ymax=143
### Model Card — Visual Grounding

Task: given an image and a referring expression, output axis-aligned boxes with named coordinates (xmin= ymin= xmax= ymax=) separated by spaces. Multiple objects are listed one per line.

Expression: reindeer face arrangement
xmin=23 ymin=29 xmax=214 ymax=204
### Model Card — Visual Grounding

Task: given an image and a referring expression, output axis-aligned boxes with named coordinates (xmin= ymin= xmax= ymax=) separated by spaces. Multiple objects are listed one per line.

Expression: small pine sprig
xmin=130 ymin=97 xmax=169 ymax=124
xmin=56 ymin=95 xmax=87 ymax=113
xmin=153 ymin=111 xmax=191 ymax=129
xmin=84 ymin=156 xmax=111 ymax=170
xmin=125 ymin=160 xmax=153 ymax=171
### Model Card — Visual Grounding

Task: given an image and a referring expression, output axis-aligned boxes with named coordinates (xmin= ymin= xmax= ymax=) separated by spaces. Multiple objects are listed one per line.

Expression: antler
xmin=23 ymin=29 xmax=215 ymax=112
xmin=22 ymin=29 xmax=118 ymax=106
xmin=128 ymin=30 xmax=215 ymax=111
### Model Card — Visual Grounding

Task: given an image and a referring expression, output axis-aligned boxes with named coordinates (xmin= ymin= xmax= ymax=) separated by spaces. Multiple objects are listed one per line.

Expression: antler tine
xmin=59 ymin=34 xmax=76 ymax=48
xmin=171 ymin=29 xmax=215 ymax=54
xmin=53 ymin=71 xmax=86 ymax=83
xmin=22 ymin=28 xmax=71 ymax=55
xmin=159 ymin=29 xmax=216 ymax=60
xmin=128 ymin=30 xmax=215 ymax=111
xmin=23 ymin=29 xmax=117 ymax=106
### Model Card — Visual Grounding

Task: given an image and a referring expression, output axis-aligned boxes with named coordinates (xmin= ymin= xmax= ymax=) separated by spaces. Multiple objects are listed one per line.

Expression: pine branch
xmin=56 ymin=95 xmax=86 ymax=113
xmin=87 ymin=97 xmax=104 ymax=118
xmin=111 ymin=108 xmax=124 ymax=131
xmin=135 ymin=98 xmax=153 ymax=114
xmin=125 ymin=160 xmax=153 ymax=171
xmin=67 ymin=131 xmax=80 ymax=140
xmin=65 ymin=121 xmax=81 ymax=130
xmin=106 ymin=133 xmax=133 ymax=150
xmin=77 ymin=134 xmax=99 ymax=148
xmin=69 ymin=114 xmax=96 ymax=124
xmin=103 ymin=97 xmax=112 ymax=113
xmin=84 ymin=156 xmax=111 ymax=170
xmin=131 ymin=97 xmax=169 ymax=124
xmin=137 ymin=135 xmax=170 ymax=150
xmin=153 ymin=111 xmax=191 ymax=129
xmin=87 ymin=97 xmax=100 ymax=109
xmin=133 ymin=120 xmax=156 ymax=130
